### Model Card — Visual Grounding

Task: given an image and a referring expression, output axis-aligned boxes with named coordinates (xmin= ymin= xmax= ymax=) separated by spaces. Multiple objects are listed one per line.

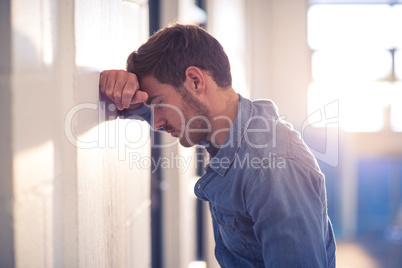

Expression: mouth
xmin=166 ymin=129 xmax=176 ymax=136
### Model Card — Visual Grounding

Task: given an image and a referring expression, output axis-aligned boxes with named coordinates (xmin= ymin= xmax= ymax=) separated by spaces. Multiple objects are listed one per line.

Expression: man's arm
xmin=247 ymin=160 xmax=332 ymax=268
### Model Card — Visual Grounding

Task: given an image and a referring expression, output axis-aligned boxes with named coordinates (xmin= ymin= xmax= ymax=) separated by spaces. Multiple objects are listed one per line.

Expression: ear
xmin=185 ymin=66 xmax=205 ymax=95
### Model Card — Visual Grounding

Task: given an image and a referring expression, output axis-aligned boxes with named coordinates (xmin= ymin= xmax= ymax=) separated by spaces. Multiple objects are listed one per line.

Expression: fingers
xmin=99 ymin=70 xmax=143 ymax=110
xmin=99 ymin=70 xmax=112 ymax=99
xmin=113 ymin=71 xmax=126 ymax=110
xmin=131 ymin=90 xmax=148 ymax=104
xmin=121 ymin=74 xmax=140 ymax=109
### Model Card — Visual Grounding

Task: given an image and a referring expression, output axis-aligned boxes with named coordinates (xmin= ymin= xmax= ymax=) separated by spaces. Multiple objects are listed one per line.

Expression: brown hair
xmin=126 ymin=23 xmax=232 ymax=90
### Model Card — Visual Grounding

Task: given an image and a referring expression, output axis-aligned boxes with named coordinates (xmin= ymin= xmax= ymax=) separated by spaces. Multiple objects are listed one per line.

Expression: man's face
xmin=141 ymin=75 xmax=211 ymax=147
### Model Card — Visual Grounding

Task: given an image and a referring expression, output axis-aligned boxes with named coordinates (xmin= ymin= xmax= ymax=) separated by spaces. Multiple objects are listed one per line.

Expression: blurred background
xmin=1 ymin=0 xmax=402 ymax=267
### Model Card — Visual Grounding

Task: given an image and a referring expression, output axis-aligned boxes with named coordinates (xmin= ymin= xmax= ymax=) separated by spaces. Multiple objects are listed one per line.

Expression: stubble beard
xmin=178 ymin=86 xmax=211 ymax=148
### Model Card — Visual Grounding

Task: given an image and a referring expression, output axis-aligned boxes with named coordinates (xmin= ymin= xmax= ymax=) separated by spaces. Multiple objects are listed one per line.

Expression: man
xmin=99 ymin=23 xmax=336 ymax=267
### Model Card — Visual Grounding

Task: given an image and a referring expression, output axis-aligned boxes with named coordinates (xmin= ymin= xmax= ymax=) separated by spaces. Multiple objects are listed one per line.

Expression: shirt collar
xmin=203 ymin=94 xmax=253 ymax=177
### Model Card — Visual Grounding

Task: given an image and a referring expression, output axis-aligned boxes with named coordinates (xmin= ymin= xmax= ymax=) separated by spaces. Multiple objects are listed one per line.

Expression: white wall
xmin=0 ymin=0 xmax=151 ymax=267
xmin=246 ymin=0 xmax=310 ymax=130
xmin=207 ymin=0 xmax=249 ymax=98
xmin=74 ymin=0 xmax=151 ymax=267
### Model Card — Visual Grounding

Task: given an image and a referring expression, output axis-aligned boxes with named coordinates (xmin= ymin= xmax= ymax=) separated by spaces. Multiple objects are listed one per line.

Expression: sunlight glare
xmin=393 ymin=5 xmax=402 ymax=48
xmin=308 ymin=82 xmax=392 ymax=132
xmin=308 ymin=5 xmax=393 ymax=50
xmin=188 ymin=261 xmax=206 ymax=268
xmin=312 ymin=50 xmax=392 ymax=81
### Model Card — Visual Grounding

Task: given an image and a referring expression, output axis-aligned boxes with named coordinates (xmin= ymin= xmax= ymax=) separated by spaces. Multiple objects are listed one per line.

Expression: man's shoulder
xmin=241 ymin=99 xmax=294 ymax=153
xmin=244 ymin=99 xmax=320 ymax=172
xmin=251 ymin=99 xmax=279 ymax=119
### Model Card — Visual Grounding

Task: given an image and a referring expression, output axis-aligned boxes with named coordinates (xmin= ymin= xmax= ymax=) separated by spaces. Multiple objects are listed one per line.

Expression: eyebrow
xmin=145 ymin=96 xmax=158 ymax=106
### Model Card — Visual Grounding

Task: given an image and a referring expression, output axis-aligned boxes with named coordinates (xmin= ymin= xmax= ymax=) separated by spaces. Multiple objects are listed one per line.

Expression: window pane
xmin=312 ymin=50 xmax=392 ymax=81
xmin=391 ymin=82 xmax=402 ymax=131
xmin=308 ymin=81 xmax=391 ymax=131
xmin=308 ymin=5 xmax=393 ymax=50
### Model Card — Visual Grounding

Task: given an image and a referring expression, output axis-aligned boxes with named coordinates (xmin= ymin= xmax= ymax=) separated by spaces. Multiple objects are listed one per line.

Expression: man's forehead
xmin=139 ymin=76 xmax=164 ymax=95
xmin=140 ymin=75 xmax=159 ymax=88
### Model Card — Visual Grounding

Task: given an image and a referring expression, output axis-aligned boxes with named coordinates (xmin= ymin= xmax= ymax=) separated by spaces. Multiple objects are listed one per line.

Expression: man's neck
xmin=207 ymin=88 xmax=239 ymax=145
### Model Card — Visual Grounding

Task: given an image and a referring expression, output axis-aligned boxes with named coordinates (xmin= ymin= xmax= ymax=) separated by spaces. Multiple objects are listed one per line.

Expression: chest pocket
xmin=212 ymin=206 xmax=248 ymax=253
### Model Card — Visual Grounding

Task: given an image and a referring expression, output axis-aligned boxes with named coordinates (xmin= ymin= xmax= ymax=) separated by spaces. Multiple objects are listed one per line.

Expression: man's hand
xmin=99 ymin=70 xmax=148 ymax=110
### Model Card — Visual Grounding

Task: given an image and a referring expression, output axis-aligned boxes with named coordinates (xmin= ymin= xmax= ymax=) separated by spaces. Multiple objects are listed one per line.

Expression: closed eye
xmin=144 ymin=96 xmax=158 ymax=107
xmin=153 ymin=101 xmax=163 ymax=109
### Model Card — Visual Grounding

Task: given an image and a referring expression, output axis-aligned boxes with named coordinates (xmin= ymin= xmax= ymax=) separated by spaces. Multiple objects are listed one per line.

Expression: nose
xmin=152 ymin=110 xmax=166 ymax=130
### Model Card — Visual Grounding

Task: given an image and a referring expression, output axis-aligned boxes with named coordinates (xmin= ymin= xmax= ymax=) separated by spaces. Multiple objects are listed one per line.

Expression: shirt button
xmin=197 ymin=183 xmax=201 ymax=189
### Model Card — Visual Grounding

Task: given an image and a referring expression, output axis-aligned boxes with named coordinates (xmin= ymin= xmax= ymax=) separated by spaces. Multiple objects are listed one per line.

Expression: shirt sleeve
xmin=118 ymin=104 xmax=152 ymax=125
xmin=246 ymin=159 xmax=332 ymax=268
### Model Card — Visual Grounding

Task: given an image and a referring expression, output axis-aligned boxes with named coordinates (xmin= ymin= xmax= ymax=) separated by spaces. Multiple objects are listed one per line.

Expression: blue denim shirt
xmin=122 ymin=95 xmax=336 ymax=268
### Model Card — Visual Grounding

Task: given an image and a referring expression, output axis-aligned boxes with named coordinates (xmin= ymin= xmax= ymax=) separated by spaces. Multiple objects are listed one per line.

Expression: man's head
xmin=126 ymin=23 xmax=232 ymax=91
xmin=127 ymin=24 xmax=237 ymax=147
xmin=140 ymin=73 xmax=211 ymax=148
